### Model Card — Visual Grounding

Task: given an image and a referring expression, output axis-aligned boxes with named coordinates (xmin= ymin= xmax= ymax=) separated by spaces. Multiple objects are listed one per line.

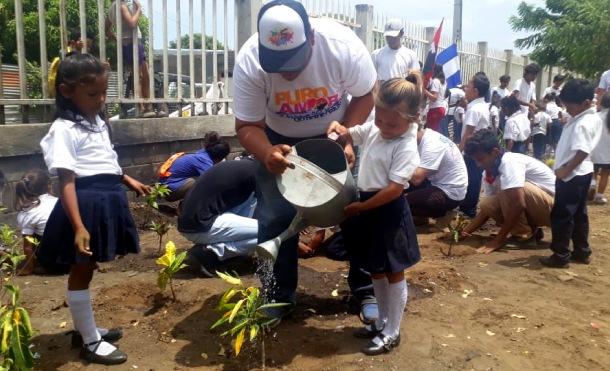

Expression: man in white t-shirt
xmin=492 ymin=75 xmax=511 ymax=99
xmin=371 ymin=19 xmax=419 ymax=82
xmin=461 ymin=129 xmax=556 ymax=254
xmin=458 ymin=73 xmax=490 ymax=218
xmin=512 ymin=63 xmax=541 ymax=115
xmin=233 ymin=0 xmax=377 ymax=323
xmin=407 ymin=126 xmax=468 ymax=219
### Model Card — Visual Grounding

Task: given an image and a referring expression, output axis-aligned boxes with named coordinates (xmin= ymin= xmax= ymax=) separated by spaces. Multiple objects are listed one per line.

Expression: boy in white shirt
xmin=459 ymin=73 xmax=491 ymax=218
xmin=371 ymin=19 xmax=419 ymax=82
xmin=492 ymin=75 xmax=511 ymax=99
xmin=512 ymin=63 xmax=541 ymax=115
xmin=501 ymin=95 xmax=531 ymax=154
xmin=532 ymin=103 xmax=551 ymax=160
xmin=541 ymin=79 xmax=603 ymax=268
xmin=461 ymin=129 xmax=556 ymax=254
xmin=543 ymin=74 xmax=565 ymax=97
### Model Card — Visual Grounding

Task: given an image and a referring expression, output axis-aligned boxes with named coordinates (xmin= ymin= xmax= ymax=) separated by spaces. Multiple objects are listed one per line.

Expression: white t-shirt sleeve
xmin=348 ymin=121 xmax=374 ymax=146
xmin=531 ymin=84 xmax=537 ymax=101
xmin=429 ymin=79 xmax=441 ymax=93
xmin=409 ymin=50 xmax=420 ymax=71
xmin=389 ymin=144 xmax=420 ymax=186
xmin=232 ymin=44 xmax=267 ymax=123
xmin=512 ymin=79 xmax=521 ymax=94
xmin=341 ymin=34 xmax=376 ymax=97
xmin=419 ymin=136 xmax=445 ymax=171
xmin=16 ymin=212 xmax=34 ymax=236
xmin=40 ymin=121 xmax=79 ymax=176
xmin=463 ymin=107 xmax=479 ymax=128
xmin=499 ymin=159 xmax=526 ymax=190
xmin=571 ymin=119 xmax=597 ymax=154
xmin=503 ymin=119 xmax=518 ymax=140
xmin=599 ymin=71 xmax=609 ymax=90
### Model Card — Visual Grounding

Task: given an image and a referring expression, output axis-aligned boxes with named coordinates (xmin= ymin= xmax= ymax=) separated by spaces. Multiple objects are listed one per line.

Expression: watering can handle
xmin=284 ymin=153 xmax=344 ymax=192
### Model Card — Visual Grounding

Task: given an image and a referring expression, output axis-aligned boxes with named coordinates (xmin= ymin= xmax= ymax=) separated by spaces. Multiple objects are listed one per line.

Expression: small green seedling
xmin=156 ymin=241 xmax=187 ymax=301
xmin=441 ymin=215 xmax=470 ymax=257
xmin=146 ymin=183 xmax=171 ymax=210
xmin=211 ymin=271 xmax=289 ymax=368
xmin=149 ymin=221 xmax=171 ymax=254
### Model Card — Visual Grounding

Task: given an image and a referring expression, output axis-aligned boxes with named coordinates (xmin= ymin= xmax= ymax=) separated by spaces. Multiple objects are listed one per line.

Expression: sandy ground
xmin=18 ymin=201 xmax=610 ymax=371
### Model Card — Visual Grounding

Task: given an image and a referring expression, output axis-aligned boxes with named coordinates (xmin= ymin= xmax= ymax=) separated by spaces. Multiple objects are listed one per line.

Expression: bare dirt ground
xmin=19 ymin=200 xmax=610 ymax=371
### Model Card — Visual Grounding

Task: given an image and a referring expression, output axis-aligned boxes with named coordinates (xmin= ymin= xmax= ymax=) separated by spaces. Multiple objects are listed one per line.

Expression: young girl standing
xmin=15 ymin=169 xmax=57 ymax=275
xmin=501 ymin=95 xmax=531 ymax=154
xmin=39 ymin=53 xmax=150 ymax=365
xmin=328 ymin=75 xmax=422 ymax=355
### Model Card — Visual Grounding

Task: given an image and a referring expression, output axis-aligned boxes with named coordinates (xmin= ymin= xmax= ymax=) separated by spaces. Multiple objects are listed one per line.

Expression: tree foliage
xmin=0 ymin=0 xmax=149 ymax=66
xmin=509 ymin=0 xmax=610 ymax=78
xmin=169 ymin=33 xmax=224 ymax=50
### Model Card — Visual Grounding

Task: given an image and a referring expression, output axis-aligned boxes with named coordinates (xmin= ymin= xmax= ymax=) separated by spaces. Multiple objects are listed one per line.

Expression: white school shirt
xmin=418 ymin=129 xmax=468 ymax=201
xmin=447 ymin=88 xmax=466 ymax=115
xmin=591 ymin=109 xmax=610 ymax=165
xmin=546 ymin=101 xmax=560 ymax=120
xmin=40 ymin=115 xmax=122 ymax=177
xmin=371 ymin=45 xmax=419 ymax=81
xmin=489 ymin=105 xmax=500 ymax=127
xmin=16 ymin=194 xmax=58 ymax=236
xmin=554 ymin=107 xmax=603 ymax=181
xmin=543 ymin=86 xmax=561 ymax=98
xmin=513 ymin=78 xmax=537 ymax=114
xmin=454 ymin=106 xmax=465 ymax=124
xmin=598 ymin=69 xmax=610 ymax=92
xmin=233 ymin=18 xmax=376 ymax=138
xmin=492 ymin=86 xmax=511 ymax=99
xmin=461 ymin=97 xmax=490 ymax=140
xmin=349 ymin=121 xmax=420 ymax=192
xmin=504 ymin=111 xmax=531 ymax=142
xmin=428 ymin=78 xmax=447 ymax=110
xmin=484 ymin=152 xmax=556 ymax=195
xmin=532 ymin=111 xmax=551 ymax=136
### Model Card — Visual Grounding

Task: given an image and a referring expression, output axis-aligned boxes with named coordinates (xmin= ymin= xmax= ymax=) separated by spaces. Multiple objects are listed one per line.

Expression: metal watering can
xmin=256 ymin=139 xmax=358 ymax=261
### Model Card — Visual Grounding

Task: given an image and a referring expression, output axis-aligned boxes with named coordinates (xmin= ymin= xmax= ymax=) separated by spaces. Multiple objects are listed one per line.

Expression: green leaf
xmin=229 ymin=299 xmax=245 ymax=323
xmin=249 ymin=324 xmax=259 ymax=342
xmin=257 ymin=302 xmax=292 ymax=311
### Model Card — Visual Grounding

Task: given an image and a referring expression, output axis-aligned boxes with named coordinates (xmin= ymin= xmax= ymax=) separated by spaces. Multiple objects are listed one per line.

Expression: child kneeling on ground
xmin=328 ymin=74 xmax=422 ymax=355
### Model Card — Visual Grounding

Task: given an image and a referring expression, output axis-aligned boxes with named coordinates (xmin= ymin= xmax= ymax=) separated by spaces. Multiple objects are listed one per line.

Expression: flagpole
xmin=453 ymin=0 xmax=463 ymax=45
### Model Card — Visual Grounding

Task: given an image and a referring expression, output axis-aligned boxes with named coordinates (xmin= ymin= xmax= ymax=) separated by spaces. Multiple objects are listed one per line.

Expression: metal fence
xmin=1 ymin=0 xmax=561 ymax=124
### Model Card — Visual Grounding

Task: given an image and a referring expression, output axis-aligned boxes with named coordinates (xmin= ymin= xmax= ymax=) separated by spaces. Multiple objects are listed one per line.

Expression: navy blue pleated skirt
xmin=38 ymin=174 xmax=140 ymax=266
xmin=342 ymin=191 xmax=420 ymax=274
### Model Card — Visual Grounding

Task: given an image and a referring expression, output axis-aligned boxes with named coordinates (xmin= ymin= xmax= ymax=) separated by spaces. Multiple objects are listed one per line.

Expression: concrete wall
xmin=0 ymin=115 xmax=238 ymax=224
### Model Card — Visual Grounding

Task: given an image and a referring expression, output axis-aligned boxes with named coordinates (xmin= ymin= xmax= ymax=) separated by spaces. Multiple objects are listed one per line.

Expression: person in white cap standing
xmin=233 ymin=0 xmax=378 ymax=325
xmin=371 ymin=19 xmax=420 ymax=83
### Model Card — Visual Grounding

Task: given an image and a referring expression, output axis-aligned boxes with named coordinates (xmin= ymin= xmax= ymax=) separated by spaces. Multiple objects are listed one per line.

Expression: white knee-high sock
xmin=371 ymin=277 xmax=389 ymax=329
xmin=382 ymin=279 xmax=408 ymax=338
xmin=67 ymin=289 xmax=116 ymax=355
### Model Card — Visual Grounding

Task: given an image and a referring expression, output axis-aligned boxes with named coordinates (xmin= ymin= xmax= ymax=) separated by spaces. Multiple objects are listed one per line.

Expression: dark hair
xmin=553 ymin=74 xmax=565 ymax=83
xmin=524 ymin=63 xmax=541 ymax=75
xmin=464 ymin=128 xmax=500 ymax=157
xmin=55 ymin=53 xmax=109 ymax=131
xmin=600 ymin=91 xmax=610 ymax=132
xmin=500 ymin=95 xmax=521 ymax=115
xmin=69 ymin=29 xmax=93 ymax=42
xmin=433 ymin=65 xmax=445 ymax=80
xmin=14 ymin=169 xmax=50 ymax=211
xmin=203 ymin=131 xmax=231 ymax=163
xmin=535 ymin=102 xmax=546 ymax=111
xmin=500 ymin=75 xmax=511 ymax=83
xmin=559 ymin=79 xmax=595 ymax=104
xmin=471 ymin=73 xmax=490 ymax=98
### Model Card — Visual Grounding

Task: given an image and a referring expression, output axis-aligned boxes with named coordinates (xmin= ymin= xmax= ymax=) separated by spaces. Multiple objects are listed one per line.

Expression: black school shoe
xmin=79 ymin=340 xmax=127 ymax=365
xmin=570 ymin=254 xmax=591 ymax=265
xmin=186 ymin=245 xmax=220 ymax=278
xmin=361 ymin=333 xmax=401 ymax=356
xmin=539 ymin=254 xmax=570 ymax=268
xmin=70 ymin=328 xmax=123 ymax=348
xmin=354 ymin=321 xmax=384 ymax=339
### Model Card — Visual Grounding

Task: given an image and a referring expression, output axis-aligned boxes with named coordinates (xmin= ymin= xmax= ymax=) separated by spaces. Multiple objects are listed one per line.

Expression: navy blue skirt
xmin=38 ymin=174 xmax=140 ymax=266
xmin=342 ymin=191 xmax=420 ymax=274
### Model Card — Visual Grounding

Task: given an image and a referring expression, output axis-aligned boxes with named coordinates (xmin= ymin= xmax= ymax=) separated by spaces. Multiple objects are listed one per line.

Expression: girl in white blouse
xmin=39 ymin=53 xmax=150 ymax=365
xmin=328 ymin=74 xmax=422 ymax=356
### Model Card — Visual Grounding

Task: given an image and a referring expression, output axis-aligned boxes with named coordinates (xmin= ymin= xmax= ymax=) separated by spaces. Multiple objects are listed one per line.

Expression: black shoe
xmin=361 ymin=333 xmax=401 ymax=356
xmin=534 ymin=228 xmax=544 ymax=244
xmin=570 ymin=254 xmax=591 ymax=265
xmin=71 ymin=328 xmax=123 ymax=348
xmin=539 ymin=255 xmax=569 ymax=268
xmin=186 ymin=245 xmax=220 ymax=278
xmin=79 ymin=340 xmax=127 ymax=365
xmin=354 ymin=321 xmax=384 ymax=339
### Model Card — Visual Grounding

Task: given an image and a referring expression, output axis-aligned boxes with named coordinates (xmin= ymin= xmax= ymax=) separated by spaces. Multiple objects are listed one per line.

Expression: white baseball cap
xmin=257 ymin=1 xmax=312 ymax=73
xmin=384 ymin=19 xmax=404 ymax=37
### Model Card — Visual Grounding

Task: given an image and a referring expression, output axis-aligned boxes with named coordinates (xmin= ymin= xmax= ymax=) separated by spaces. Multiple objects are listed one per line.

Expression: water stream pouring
xmin=256 ymin=139 xmax=358 ymax=261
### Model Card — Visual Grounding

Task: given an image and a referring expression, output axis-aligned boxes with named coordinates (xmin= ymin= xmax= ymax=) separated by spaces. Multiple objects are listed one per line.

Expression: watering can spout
xmin=256 ymin=213 xmax=309 ymax=262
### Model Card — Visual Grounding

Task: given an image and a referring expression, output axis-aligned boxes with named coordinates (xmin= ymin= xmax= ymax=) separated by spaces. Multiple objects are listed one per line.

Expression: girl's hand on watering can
xmin=344 ymin=202 xmax=364 ymax=217
xmin=344 ymin=143 xmax=356 ymax=168
xmin=264 ymin=144 xmax=293 ymax=174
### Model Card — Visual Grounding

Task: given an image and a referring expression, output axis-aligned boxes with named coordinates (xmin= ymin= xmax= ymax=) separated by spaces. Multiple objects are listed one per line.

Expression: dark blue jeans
xmin=550 ymin=174 xmax=593 ymax=263
xmin=459 ymin=155 xmax=483 ymax=218
xmin=532 ymin=134 xmax=547 ymax=160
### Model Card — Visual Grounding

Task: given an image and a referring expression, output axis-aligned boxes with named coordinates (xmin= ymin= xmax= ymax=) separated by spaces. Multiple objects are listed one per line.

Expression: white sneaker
xmin=593 ymin=194 xmax=608 ymax=204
